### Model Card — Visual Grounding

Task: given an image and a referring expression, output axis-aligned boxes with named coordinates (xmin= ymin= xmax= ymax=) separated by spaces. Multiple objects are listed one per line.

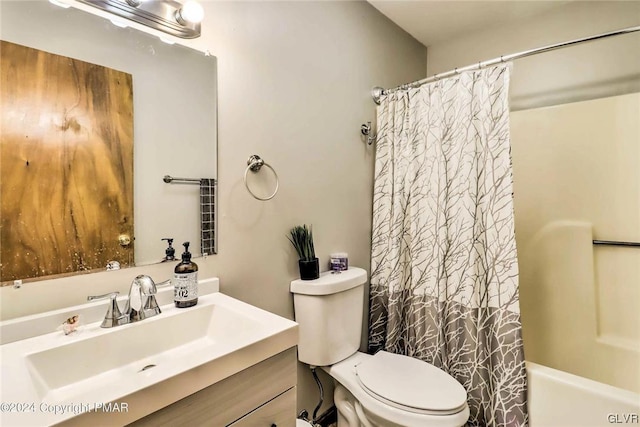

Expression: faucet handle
xmin=87 ymin=291 xmax=129 ymax=328
xmin=87 ymin=291 xmax=119 ymax=302
xmin=156 ymin=279 xmax=172 ymax=288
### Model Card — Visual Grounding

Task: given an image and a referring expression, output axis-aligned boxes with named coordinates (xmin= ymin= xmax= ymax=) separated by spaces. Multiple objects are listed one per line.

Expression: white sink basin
xmin=1 ymin=285 xmax=298 ymax=426
xmin=27 ymin=299 xmax=266 ymax=402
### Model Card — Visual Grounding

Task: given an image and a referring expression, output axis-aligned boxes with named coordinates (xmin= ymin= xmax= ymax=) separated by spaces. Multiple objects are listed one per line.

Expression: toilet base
xmin=335 ymin=384 xmax=405 ymax=427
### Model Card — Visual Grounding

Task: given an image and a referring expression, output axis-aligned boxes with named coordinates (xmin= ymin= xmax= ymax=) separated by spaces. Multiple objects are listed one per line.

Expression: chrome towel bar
xmin=163 ymin=175 xmax=217 ymax=185
xmin=593 ymin=240 xmax=640 ymax=248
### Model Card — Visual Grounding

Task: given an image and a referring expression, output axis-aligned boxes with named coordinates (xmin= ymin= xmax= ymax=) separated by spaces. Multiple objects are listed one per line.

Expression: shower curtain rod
xmin=372 ymin=25 xmax=640 ymax=104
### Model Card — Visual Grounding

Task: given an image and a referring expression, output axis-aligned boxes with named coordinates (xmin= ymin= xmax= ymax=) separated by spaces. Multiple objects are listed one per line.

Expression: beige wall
xmin=0 ymin=0 xmax=426 ymax=416
xmin=190 ymin=0 xmax=426 ymax=317
xmin=426 ymin=1 xmax=640 ymax=111
xmin=193 ymin=1 xmax=426 ymax=414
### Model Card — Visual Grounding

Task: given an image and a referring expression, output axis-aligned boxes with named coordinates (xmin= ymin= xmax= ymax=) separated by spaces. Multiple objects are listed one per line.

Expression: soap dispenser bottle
xmin=173 ymin=242 xmax=198 ymax=308
xmin=161 ymin=238 xmax=176 ymax=262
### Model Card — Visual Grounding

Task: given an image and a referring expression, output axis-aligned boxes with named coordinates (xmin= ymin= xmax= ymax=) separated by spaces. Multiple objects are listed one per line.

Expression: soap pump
xmin=173 ymin=242 xmax=198 ymax=308
xmin=161 ymin=238 xmax=176 ymax=262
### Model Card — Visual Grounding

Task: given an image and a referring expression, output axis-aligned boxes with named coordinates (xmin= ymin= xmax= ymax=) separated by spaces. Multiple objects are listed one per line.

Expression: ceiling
xmin=367 ymin=1 xmax=572 ymax=47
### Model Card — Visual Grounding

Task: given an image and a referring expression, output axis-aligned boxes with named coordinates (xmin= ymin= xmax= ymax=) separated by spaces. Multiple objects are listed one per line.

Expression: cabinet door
xmin=229 ymin=388 xmax=296 ymax=427
xmin=128 ymin=348 xmax=296 ymax=427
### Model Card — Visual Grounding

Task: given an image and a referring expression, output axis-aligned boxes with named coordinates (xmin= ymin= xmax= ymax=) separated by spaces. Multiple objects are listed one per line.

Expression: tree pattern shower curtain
xmin=368 ymin=64 xmax=528 ymax=426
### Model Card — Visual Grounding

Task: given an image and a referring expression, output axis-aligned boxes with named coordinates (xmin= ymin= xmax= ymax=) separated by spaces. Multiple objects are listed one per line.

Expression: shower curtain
xmin=368 ymin=63 xmax=528 ymax=426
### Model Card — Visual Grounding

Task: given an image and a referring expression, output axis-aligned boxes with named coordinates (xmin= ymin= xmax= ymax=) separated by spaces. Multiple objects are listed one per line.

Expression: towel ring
xmin=244 ymin=155 xmax=279 ymax=201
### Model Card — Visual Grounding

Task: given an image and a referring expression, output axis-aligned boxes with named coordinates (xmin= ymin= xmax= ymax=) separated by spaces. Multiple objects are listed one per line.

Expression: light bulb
xmin=176 ymin=1 xmax=204 ymax=25
xmin=110 ymin=18 xmax=129 ymax=28
xmin=48 ymin=0 xmax=71 ymax=8
xmin=159 ymin=36 xmax=176 ymax=45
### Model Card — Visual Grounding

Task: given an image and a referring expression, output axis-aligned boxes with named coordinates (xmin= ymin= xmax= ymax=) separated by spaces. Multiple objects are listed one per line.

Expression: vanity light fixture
xmin=76 ymin=0 xmax=204 ymax=39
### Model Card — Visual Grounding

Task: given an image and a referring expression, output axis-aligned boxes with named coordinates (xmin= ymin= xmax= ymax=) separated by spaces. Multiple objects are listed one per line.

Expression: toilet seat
xmin=355 ymin=351 xmax=467 ymax=416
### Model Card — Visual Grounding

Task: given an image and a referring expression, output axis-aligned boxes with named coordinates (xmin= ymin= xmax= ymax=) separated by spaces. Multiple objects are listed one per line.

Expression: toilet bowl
xmin=291 ymin=267 xmax=470 ymax=427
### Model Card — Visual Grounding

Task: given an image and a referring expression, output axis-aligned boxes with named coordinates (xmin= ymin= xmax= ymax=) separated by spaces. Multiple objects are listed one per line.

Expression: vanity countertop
xmin=0 ymin=280 xmax=298 ymax=426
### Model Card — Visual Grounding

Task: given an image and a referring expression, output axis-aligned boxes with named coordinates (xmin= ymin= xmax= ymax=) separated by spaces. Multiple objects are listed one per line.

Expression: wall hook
xmin=361 ymin=121 xmax=377 ymax=145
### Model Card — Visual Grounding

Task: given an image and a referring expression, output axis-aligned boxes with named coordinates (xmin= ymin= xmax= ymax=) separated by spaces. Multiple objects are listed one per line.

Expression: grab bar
xmin=593 ymin=240 xmax=640 ymax=248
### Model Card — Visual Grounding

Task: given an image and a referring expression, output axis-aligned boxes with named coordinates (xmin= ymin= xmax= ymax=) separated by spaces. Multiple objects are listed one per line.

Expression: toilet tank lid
xmin=290 ymin=267 xmax=367 ymax=295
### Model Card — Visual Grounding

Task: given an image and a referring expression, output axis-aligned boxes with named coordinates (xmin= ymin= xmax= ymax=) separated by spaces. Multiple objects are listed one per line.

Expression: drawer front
xmin=129 ymin=347 xmax=296 ymax=427
xmin=229 ymin=387 xmax=296 ymax=427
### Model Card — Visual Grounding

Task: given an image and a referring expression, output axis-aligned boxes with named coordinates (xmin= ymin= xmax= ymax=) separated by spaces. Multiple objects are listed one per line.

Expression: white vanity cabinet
xmin=2 ymin=284 xmax=299 ymax=427
xmin=128 ymin=347 xmax=297 ymax=427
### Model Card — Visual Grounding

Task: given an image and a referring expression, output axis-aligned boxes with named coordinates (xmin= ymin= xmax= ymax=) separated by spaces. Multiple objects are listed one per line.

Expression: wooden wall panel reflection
xmin=0 ymin=41 xmax=134 ymax=283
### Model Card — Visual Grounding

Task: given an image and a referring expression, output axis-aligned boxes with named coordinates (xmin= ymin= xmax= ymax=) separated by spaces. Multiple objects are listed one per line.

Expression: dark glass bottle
xmin=161 ymin=238 xmax=176 ymax=262
xmin=173 ymin=242 xmax=198 ymax=308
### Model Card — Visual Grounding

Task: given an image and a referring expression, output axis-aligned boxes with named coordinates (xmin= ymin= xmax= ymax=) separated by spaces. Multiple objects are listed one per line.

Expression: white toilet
xmin=291 ymin=267 xmax=470 ymax=427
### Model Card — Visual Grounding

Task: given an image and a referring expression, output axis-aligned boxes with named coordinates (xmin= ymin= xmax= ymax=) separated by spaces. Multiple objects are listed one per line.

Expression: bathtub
xmin=527 ymin=362 xmax=640 ymax=426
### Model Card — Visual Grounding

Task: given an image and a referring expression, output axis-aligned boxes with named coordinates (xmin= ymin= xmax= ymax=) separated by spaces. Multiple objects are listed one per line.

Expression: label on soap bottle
xmin=174 ymin=272 xmax=198 ymax=302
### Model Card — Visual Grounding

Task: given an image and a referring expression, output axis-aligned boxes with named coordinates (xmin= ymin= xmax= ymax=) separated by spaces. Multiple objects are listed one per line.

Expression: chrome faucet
xmin=124 ymin=275 xmax=161 ymax=322
xmin=87 ymin=275 xmax=170 ymax=328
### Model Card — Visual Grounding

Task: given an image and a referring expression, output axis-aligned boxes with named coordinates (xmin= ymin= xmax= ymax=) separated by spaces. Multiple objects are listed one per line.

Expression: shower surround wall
xmin=425 ymin=0 xmax=640 ymax=422
xmin=0 ymin=0 xmax=427 ymax=417
xmin=511 ymin=93 xmax=640 ymax=393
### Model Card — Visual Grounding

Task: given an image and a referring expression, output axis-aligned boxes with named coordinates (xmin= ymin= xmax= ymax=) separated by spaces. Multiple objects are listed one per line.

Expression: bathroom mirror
xmin=0 ymin=1 xmax=217 ymax=285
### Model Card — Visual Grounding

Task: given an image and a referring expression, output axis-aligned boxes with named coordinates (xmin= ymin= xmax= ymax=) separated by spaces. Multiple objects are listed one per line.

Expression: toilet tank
xmin=290 ymin=267 xmax=367 ymax=366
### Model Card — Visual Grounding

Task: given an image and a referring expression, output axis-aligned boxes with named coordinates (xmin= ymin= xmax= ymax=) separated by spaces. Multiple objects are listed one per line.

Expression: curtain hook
xmin=361 ymin=122 xmax=377 ymax=145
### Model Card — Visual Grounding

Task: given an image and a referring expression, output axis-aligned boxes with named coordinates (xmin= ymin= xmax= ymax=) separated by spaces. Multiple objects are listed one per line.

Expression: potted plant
xmin=288 ymin=224 xmax=319 ymax=280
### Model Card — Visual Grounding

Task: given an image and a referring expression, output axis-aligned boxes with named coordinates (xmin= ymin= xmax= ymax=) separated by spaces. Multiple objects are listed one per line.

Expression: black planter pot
xmin=298 ymin=258 xmax=320 ymax=280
